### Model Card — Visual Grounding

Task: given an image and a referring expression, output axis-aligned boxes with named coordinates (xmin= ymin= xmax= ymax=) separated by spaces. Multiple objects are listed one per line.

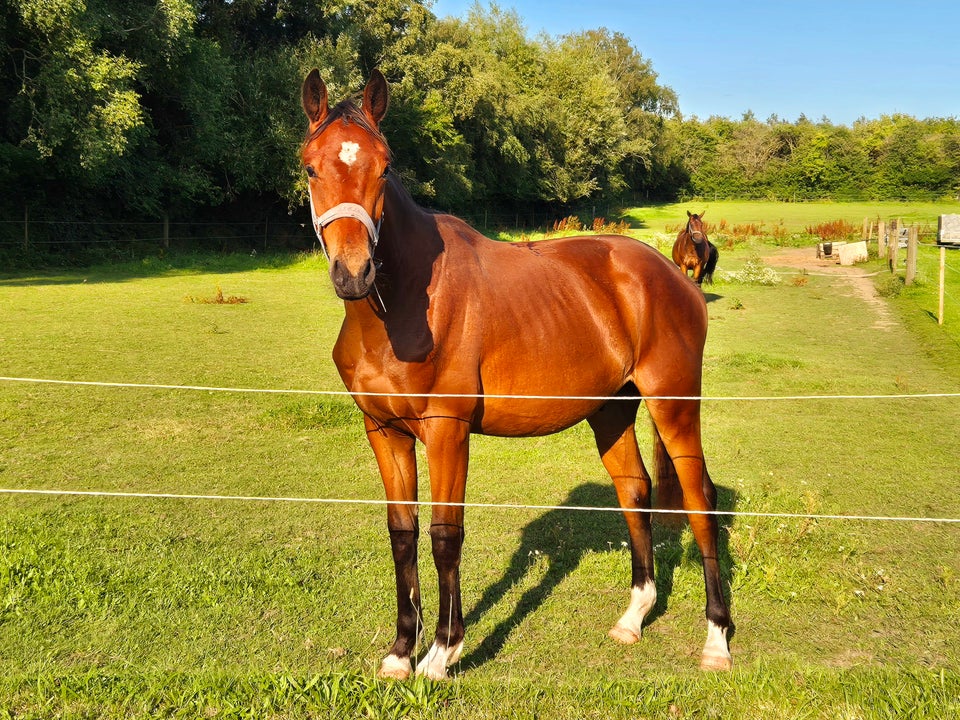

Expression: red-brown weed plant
xmin=550 ymin=216 xmax=630 ymax=235
xmin=805 ymin=219 xmax=859 ymax=241
xmin=185 ymin=284 xmax=249 ymax=304
xmin=667 ymin=218 xmax=788 ymax=248
xmin=592 ymin=217 xmax=630 ymax=234
xmin=552 ymin=215 xmax=584 ymax=233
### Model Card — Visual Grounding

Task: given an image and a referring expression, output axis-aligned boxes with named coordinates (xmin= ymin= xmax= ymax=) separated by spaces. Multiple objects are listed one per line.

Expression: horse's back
xmin=446 ymin=228 xmax=707 ymax=341
xmin=430 ymin=229 xmax=708 ymax=434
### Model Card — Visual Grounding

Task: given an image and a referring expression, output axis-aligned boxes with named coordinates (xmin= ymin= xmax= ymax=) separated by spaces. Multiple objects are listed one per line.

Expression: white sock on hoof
xmin=700 ymin=620 xmax=732 ymax=671
xmin=415 ymin=640 xmax=464 ymax=680
xmin=378 ymin=653 xmax=412 ymax=680
xmin=609 ymin=581 xmax=657 ymax=644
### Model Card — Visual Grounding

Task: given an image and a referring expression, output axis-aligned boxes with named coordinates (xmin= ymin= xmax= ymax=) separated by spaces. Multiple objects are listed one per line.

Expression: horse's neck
xmin=356 ymin=178 xmax=443 ymax=317
xmin=378 ymin=179 xmax=435 ymax=270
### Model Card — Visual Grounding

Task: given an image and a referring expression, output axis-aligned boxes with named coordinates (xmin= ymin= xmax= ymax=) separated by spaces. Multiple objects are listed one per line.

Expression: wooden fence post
xmin=163 ymin=213 xmax=170 ymax=249
xmin=887 ymin=218 xmax=898 ymax=272
xmin=878 ymin=220 xmax=886 ymax=258
xmin=905 ymin=226 xmax=918 ymax=285
xmin=940 ymin=245 xmax=946 ymax=326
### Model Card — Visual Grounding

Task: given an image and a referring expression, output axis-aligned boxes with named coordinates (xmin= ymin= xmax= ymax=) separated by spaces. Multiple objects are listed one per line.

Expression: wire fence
xmin=2 ymin=374 xmax=959 ymax=525
xmin=0 ymin=215 xmax=314 ymax=256
xmin=0 ymin=205 xmax=627 ymax=249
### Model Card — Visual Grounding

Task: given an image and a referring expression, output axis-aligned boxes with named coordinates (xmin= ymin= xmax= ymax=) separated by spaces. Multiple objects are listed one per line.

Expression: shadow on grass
xmin=460 ymin=480 xmax=737 ymax=672
xmin=0 ymin=250 xmax=323 ymax=287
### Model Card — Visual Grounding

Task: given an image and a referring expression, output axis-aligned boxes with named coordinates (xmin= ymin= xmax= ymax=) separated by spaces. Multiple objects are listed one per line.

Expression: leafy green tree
xmin=2 ymin=0 xmax=149 ymax=215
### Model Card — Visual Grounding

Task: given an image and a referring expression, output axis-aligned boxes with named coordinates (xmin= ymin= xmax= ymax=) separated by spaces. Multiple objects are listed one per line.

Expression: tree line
xmin=2 ymin=0 xmax=958 ymax=244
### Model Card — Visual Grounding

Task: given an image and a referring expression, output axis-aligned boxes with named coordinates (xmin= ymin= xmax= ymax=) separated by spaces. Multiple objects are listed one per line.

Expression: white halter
xmin=308 ymin=193 xmax=383 ymax=260
xmin=308 ymin=190 xmax=387 ymax=310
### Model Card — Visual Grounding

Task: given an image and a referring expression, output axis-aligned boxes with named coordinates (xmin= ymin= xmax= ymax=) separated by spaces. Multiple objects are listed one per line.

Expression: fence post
xmin=887 ymin=218 xmax=898 ymax=272
xmin=862 ymin=216 xmax=869 ymax=241
xmin=163 ymin=213 xmax=170 ymax=249
xmin=905 ymin=226 xmax=918 ymax=285
xmin=940 ymin=245 xmax=946 ymax=326
xmin=877 ymin=220 xmax=886 ymax=258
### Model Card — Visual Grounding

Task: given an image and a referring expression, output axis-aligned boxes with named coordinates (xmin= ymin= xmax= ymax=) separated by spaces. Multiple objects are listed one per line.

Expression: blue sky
xmin=428 ymin=0 xmax=960 ymax=125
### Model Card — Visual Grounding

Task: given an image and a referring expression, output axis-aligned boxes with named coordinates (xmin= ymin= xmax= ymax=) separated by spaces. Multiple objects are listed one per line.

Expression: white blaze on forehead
xmin=338 ymin=141 xmax=360 ymax=166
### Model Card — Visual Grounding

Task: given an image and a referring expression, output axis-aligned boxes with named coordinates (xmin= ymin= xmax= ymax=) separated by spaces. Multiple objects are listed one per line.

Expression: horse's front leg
xmin=416 ymin=417 xmax=470 ymax=680
xmin=365 ymin=416 xmax=422 ymax=680
xmin=692 ymin=262 xmax=704 ymax=285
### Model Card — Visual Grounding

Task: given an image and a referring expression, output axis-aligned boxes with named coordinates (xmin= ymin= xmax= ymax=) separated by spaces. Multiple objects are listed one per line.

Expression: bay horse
xmin=300 ymin=69 xmax=732 ymax=679
xmin=673 ymin=210 xmax=719 ymax=285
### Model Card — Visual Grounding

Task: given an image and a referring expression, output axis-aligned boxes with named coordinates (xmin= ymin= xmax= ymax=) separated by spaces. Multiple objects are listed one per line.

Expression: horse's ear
xmin=700 ymin=209 xmax=707 ymax=219
xmin=362 ymin=69 xmax=389 ymax=127
xmin=302 ymin=69 xmax=328 ymax=128
xmin=687 ymin=210 xmax=692 ymax=218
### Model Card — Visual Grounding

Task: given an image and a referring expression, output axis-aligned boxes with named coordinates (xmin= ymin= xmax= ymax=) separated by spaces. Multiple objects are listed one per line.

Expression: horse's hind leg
xmin=587 ymin=398 xmax=657 ymax=644
xmin=645 ymin=397 xmax=732 ymax=671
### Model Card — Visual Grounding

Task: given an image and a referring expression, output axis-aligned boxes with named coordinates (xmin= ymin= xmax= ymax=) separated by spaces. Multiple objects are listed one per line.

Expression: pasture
xmin=1 ymin=228 xmax=960 ymax=717
xmin=622 ymin=199 xmax=960 ymax=242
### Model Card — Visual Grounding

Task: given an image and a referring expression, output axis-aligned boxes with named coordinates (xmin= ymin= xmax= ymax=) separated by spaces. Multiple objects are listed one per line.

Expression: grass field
xmin=2 ymin=206 xmax=960 ymax=717
xmin=622 ymin=199 xmax=960 ymax=242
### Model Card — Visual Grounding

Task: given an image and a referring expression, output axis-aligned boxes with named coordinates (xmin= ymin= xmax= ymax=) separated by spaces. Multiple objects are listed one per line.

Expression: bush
xmin=806 ymin=219 xmax=859 ymax=242
xmin=874 ymin=273 xmax=904 ymax=298
xmin=721 ymin=256 xmax=781 ymax=285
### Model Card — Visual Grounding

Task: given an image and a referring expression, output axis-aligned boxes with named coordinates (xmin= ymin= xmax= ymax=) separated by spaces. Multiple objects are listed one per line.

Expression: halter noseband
xmin=308 ymin=193 xmax=383 ymax=261
xmin=686 ymin=219 xmax=706 ymax=243
xmin=308 ymin=190 xmax=388 ymax=311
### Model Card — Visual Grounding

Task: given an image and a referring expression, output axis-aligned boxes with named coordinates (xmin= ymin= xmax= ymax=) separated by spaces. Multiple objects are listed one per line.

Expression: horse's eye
xmin=381 ymin=164 xmax=391 ymax=178
xmin=305 ymin=166 xmax=317 ymax=178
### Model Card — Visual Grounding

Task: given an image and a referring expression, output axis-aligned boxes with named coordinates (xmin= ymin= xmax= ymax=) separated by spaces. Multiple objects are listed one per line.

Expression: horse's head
xmin=686 ymin=210 xmax=707 ymax=240
xmin=301 ymin=69 xmax=391 ymax=300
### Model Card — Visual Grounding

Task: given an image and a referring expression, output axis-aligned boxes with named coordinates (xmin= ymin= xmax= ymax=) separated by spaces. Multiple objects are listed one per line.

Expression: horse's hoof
xmin=415 ymin=640 xmax=463 ymax=680
xmin=699 ymin=651 xmax=733 ymax=672
xmin=700 ymin=620 xmax=732 ymax=671
xmin=378 ymin=654 xmax=412 ymax=680
xmin=417 ymin=664 xmax=448 ymax=681
xmin=608 ymin=624 xmax=641 ymax=645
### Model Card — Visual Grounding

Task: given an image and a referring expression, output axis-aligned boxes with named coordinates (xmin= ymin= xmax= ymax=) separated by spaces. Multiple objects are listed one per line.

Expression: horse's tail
xmin=653 ymin=421 xmax=685 ymax=525
xmin=702 ymin=243 xmax=719 ymax=284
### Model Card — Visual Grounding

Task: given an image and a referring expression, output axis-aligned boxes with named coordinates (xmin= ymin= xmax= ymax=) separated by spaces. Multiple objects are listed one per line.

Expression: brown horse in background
xmin=300 ymin=69 xmax=732 ymax=680
xmin=673 ymin=210 xmax=719 ymax=285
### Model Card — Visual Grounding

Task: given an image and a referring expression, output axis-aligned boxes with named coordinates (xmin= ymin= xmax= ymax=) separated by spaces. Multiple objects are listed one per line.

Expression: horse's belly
xmin=474 ymin=396 xmax=608 ymax=437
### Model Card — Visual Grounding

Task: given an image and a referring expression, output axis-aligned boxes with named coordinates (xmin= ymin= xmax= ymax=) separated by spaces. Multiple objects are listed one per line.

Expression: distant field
xmin=490 ymin=200 xmax=960 ymax=253
xmin=622 ymin=199 xmax=960 ymax=242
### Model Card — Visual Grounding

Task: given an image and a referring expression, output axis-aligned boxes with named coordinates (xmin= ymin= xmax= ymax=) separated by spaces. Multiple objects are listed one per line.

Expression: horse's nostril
xmin=361 ymin=258 xmax=376 ymax=284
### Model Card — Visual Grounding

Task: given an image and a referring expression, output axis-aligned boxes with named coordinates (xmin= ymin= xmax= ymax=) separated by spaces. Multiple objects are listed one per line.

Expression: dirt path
xmin=761 ymin=247 xmax=896 ymax=331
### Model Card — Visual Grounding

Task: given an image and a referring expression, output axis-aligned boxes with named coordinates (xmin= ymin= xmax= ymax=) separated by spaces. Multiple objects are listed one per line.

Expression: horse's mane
xmin=304 ymin=98 xmax=392 ymax=160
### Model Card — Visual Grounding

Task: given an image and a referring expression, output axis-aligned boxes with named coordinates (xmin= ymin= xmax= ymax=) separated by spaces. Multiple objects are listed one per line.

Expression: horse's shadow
xmin=460 ymin=481 xmax=737 ymax=670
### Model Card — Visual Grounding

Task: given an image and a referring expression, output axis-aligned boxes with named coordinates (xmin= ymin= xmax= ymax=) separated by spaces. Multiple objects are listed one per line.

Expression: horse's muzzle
xmin=330 ymin=256 xmax=376 ymax=300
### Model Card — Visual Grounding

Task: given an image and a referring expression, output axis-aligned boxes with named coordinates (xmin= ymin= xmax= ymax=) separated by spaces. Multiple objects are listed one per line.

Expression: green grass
xmin=2 ymin=225 xmax=960 ymax=717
